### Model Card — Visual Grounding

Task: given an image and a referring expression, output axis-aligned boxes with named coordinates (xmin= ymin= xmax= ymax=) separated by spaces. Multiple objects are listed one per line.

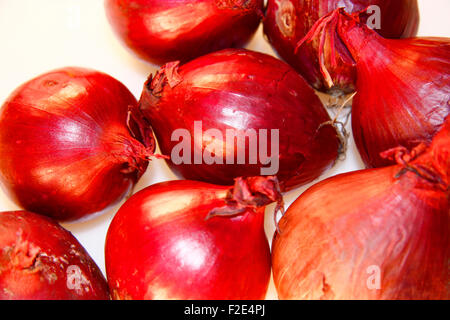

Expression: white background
xmin=0 ymin=0 xmax=448 ymax=300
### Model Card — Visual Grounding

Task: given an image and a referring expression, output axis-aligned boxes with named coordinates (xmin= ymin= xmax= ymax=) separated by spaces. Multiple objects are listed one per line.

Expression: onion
xmin=263 ymin=0 xmax=420 ymax=94
xmin=139 ymin=48 xmax=340 ymax=191
xmin=105 ymin=176 xmax=284 ymax=300
xmin=298 ymin=9 xmax=449 ymax=168
xmin=104 ymin=0 xmax=264 ymax=65
xmin=426 ymin=119 xmax=450 ymax=183
xmin=0 ymin=67 xmax=157 ymax=221
xmin=0 ymin=211 xmax=110 ymax=300
xmin=272 ymin=123 xmax=449 ymax=300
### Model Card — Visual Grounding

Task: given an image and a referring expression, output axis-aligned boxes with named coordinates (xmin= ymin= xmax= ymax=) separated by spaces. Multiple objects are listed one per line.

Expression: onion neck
xmin=104 ymin=120 xmax=166 ymax=176
xmin=139 ymin=61 xmax=183 ymax=117
xmin=206 ymin=176 xmax=285 ymax=231
xmin=336 ymin=13 xmax=381 ymax=65
xmin=108 ymin=104 xmax=169 ymax=175
xmin=106 ymin=133 xmax=153 ymax=175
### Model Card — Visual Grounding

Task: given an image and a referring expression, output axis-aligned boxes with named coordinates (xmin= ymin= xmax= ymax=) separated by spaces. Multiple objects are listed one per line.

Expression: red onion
xmin=0 ymin=67 xmax=157 ymax=221
xmin=272 ymin=124 xmax=449 ymax=300
xmin=139 ymin=48 xmax=340 ymax=191
xmin=0 ymin=211 xmax=110 ymax=300
xmin=105 ymin=176 xmax=284 ymax=300
xmin=299 ymin=9 xmax=449 ymax=168
xmin=263 ymin=0 xmax=420 ymax=94
xmin=104 ymin=0 xmax=264 ymax=65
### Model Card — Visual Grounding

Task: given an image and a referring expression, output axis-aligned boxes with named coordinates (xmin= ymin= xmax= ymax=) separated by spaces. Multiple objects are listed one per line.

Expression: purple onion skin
xmin=139 ymin=49 xmax=340 ymax=192
xmin=0 ymin=67 xmax=152 ymax=221
xmin=263 ymin=0 xmax=420 ymax=94
xmin=105 ymin=0 xmax=264 ymax=65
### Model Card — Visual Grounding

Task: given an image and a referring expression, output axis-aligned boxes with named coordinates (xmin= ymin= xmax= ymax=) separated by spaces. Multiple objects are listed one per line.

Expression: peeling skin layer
xmin=1 ymin=238 xmax=59 ymax=297
xmin=148 ymin=61 xmax=183 ymax=97
xmin=0 ymin=211 xmax=110 ymax=300
xmin=8 ymin=232 xmax=41 ymax=270
xmin=263 ymin=0 xmax=420 ymax=93
xmin=275 ymin=0 xmax=296 ymax=38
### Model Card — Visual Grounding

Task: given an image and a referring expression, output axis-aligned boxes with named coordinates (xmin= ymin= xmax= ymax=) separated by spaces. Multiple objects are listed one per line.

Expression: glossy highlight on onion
xmin=298 ymin=8 xmax=449 ymax=168
xmin=139 ymin=48 xmax=340 ymax=191
xmin=0 ymin=67 xmax=157 ymax=221
xmin=263 ymin=0 xmax=419 ymax=94
xmin=105 ymin=176 xmax=284 ymax=300
xmin=0 ymin=211 xmax=110 ymax=300
xmin=105 ymin=0 xmax=264 ymax=65
xmin=272 ymin=124 xmax=449 ymax=300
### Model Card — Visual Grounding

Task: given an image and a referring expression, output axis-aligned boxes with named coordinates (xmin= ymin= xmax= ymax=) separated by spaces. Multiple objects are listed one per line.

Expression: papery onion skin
xmin=0 ymin=67 xmax=154 ymax=221
xmin=325 ymin=10 xmax=449 ymax=168
xmin=263 ymin=0 xmax=420 ymax=94
xmin=105 ymin=177 xmax=281 ymax=300
xmin=139 ymin=48 xmax=339 ymax=191
xmin=350 ymin=37 xmax=450 ymax=168
xmin=104 ymin=0 xmax=264 ymax=65
xmin=272 ymin=140 xmax=449 ymax=300
xmin=0 ymin=211 xmax=110 ymax=300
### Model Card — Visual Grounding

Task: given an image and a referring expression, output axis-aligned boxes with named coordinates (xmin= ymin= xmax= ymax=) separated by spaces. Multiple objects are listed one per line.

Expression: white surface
xmin=0 ymin=0 xmax=448 ymax=300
